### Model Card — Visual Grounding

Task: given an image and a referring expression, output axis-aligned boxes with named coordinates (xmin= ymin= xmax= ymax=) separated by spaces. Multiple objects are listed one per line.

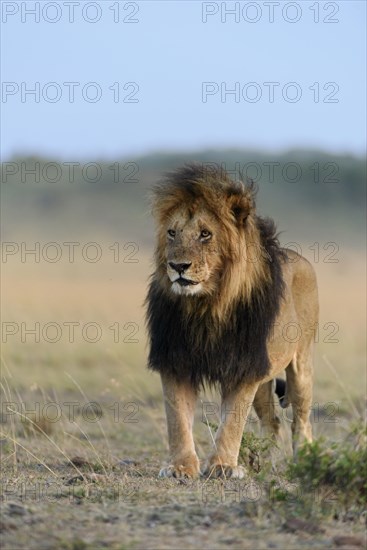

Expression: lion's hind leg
xmin=252 ymin=380 xmax=282 ymax=470
xmin=285 ymin=350 xmax=313 ymax=458
xmin=253 ymin=381 xmax=281 ymax=438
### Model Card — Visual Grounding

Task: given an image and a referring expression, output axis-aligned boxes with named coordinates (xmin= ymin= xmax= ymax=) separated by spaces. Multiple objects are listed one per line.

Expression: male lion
xmin=146 ymin=164 xmax=318 ymax=479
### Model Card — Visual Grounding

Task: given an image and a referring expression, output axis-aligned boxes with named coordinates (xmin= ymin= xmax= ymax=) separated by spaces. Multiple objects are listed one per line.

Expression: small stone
xmin=333 ymin=535 xmax=365 ymax=548
xmin=117 ymin=459 xmax=138 ymax=466
xmin=283 ymin=517 xmax=325 ymax=534
xmin=70 ymin=456 xmax=92 ymax=467
xmin=7 ymin=503 xmax=27 ymax=517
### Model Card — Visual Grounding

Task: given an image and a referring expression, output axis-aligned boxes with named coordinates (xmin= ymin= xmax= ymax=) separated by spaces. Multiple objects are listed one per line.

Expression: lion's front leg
xmin=203 ymin=382 xmax=259 ymax=479
xmin=159 ymin=373 xmax=200 ymax=479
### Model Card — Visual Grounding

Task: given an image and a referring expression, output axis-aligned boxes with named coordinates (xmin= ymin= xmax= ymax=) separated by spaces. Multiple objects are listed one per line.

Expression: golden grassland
xmin=2 ymin=244 xmax=365 ymax=400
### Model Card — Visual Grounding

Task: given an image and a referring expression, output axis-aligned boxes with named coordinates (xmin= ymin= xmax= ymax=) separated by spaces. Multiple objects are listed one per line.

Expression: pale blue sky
xmin=1 ymin=1 xmax=366 ymax=160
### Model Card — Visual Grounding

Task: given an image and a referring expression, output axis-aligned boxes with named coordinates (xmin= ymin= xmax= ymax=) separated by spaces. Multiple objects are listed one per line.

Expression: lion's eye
xmin=167 ymin=229 xmax=176 ymax=238
xmin=200 ymin=229 xmax=212 ymax=240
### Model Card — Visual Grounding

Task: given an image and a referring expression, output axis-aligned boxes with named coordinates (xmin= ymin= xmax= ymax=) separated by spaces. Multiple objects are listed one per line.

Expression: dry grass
xmin=2 ymin=245 xmax=365 ymax=400
xmin=1 ymin=245 xmax=366 ymax=548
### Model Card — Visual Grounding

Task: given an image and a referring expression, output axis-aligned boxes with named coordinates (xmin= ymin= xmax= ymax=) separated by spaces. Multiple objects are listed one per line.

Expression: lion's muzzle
xmin=168 ymin=262 xmax=192 ymax=275
xmin=176 ymin=277 xmax=198 ymax=287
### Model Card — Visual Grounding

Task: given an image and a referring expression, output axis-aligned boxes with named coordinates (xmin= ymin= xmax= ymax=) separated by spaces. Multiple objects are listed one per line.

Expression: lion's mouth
xmin=175 ymin=277 xmax=199 ymax=287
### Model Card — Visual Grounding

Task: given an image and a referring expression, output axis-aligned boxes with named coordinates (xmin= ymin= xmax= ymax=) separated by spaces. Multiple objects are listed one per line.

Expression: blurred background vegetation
xmin=2 ymin=149 xmax=366 ymax=408
xmin=3 ymin=150 xmax=365 ymax=247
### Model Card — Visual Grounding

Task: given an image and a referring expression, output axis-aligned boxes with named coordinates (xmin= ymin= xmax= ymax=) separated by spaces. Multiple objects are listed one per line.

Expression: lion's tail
xmin=274 ymin=378 xmax=288 ymax=408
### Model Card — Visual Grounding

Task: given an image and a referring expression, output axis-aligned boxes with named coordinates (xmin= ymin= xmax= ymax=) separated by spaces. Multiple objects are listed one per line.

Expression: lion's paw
xmin=203 ymin=463 xmax=247 ymax=480
xmin=159 ymin=459 xmax=200 ymax=479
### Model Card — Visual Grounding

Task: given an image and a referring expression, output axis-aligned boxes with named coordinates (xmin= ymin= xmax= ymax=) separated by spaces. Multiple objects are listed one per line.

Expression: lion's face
xmin=152 ymin=165 xmax=262 ymax=308
xmin=164 ymin=206 xmax=222 ymax=296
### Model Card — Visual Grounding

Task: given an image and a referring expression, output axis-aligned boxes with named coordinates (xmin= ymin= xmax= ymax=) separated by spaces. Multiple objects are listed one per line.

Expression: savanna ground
xmin=1 ymin=245 xmax=366 ymax=549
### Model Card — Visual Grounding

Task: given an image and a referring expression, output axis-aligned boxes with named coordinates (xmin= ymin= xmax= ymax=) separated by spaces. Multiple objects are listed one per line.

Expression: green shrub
xmin=288 ymin=423 xmax=367 ymax=507
xmin=205 ymin=420 xmax=276 ymax=473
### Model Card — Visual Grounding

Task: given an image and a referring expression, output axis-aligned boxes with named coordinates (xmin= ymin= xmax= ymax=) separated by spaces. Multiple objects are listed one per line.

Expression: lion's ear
xmin=227 ymin=179 xmax=256 ymax=225
xmin=229 ymin=194 xmax=254 ymax=226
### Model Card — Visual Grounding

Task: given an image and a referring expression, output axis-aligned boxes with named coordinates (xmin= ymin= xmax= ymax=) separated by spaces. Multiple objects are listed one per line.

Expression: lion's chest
xmin=147 ymin=286 xmax=277 ymax=393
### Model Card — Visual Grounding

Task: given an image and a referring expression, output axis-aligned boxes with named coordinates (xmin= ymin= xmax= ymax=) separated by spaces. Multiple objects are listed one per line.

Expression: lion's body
xmin=146 ymin=164 xmax=318 ymax=478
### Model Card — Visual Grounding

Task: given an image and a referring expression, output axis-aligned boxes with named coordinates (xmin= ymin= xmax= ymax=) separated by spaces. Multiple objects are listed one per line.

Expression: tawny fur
xmin=146 ymin=164 xmax=319 ymax=479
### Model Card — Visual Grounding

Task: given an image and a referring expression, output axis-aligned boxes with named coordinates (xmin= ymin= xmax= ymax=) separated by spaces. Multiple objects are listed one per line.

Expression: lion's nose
xmin=169 ymin=262 xmax=192 ymax=275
